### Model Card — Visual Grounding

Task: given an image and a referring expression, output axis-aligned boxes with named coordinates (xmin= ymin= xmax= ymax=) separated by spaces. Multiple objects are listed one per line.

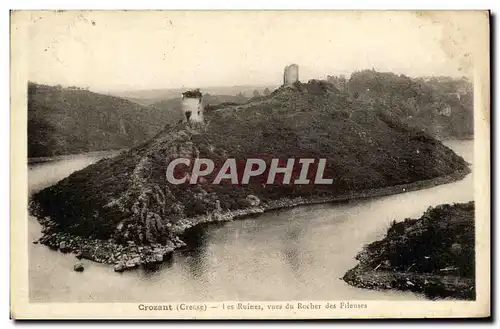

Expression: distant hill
xmin=110 ymin=85 xmax=278 ymax=105
xmin=328 ymin=70 xmax=474 ymax=140
xmin=28 ymin=83 xmax=179 ymax=158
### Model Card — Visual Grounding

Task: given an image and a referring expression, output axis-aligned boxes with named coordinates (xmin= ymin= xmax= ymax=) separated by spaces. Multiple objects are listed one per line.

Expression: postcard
xmin=10 ymin=10 xmax=490 ymax=319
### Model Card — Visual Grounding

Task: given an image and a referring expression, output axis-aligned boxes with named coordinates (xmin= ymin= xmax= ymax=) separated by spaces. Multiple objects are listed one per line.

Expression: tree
xmin=236 ymin=92 xmax=246 ymax=102
xmin=253 ymin=90 xmax=261 ymax=98
xmin=263 ymin=88 xmax=271 ymax=96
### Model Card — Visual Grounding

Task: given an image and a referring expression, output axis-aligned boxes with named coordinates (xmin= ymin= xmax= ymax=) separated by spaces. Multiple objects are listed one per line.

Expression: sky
xmin=17 ymin=10 xmax=486 ymax=92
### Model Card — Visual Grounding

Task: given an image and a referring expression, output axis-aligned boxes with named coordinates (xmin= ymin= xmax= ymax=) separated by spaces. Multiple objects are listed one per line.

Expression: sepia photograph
xmin=10 ymin=10 xmax=490 ymax=319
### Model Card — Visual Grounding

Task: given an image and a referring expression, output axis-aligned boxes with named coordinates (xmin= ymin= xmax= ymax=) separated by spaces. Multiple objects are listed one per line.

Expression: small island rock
xmin=74 ymin=263 xmax=85 ymax=272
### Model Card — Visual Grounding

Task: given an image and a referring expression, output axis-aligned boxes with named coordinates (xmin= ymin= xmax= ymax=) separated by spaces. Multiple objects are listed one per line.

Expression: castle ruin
xmin=181 ymin=89 xmax=204 ymax=123
xmin=283 ymin=64 xmax=299 ymax=86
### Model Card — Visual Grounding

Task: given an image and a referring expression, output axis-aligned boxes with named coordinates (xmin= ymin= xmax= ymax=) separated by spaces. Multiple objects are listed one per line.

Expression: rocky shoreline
xmin=33 ymin=167 xmax=471 ymax=273
xmin=342 ymin=201 xmax=475 ymax=300
xmin=343 ymin=264 xmax=475 ymax=300
xmin=35 ymin=216 xmax=185 ymax=272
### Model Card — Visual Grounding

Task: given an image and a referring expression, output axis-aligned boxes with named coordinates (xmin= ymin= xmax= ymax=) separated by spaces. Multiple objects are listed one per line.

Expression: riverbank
xmin=28 ymin=149 xmax=125 ymax=164
xmin=342 ymin=201 xmax=475 ymax=300
xmin=33 ymin=166 xmax=471 ymax=273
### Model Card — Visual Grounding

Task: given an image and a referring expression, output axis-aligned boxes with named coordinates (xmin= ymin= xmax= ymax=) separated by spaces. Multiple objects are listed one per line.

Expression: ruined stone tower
xmin=181 ymin=89 xmax=204 ymax=123
xmin=283 ymin=64 xmax=299 ymax=86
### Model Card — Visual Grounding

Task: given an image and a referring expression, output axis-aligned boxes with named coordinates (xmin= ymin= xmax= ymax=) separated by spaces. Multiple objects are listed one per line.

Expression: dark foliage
xmin=362 ymin=202 xmax=475 ymax=278
xmin=345 ymin=70 xmax=474 ymax=139
xmin=182 ymin=89 xmax=203 ymax=98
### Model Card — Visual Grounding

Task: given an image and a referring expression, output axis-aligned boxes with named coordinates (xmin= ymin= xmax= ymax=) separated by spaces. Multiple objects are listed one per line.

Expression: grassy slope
xmin=28 ymin=83 xmax=178 ymax=157
xmin=31 ymin=81 xmax=469 ymax=245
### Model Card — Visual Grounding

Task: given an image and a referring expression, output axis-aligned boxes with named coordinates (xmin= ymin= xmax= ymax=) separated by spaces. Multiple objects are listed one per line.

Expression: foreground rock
xmin=74 ymin=263 xmax=84 ymax=272
xmin=343 ymin=202 xmax=475 ymax=300
xmin=29 ymin=81 xmax=470 ymax=272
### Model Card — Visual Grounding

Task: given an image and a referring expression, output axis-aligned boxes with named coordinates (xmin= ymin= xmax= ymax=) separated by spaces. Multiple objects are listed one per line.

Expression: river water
xmin=28 ymin=140 xmax=473 ymax=302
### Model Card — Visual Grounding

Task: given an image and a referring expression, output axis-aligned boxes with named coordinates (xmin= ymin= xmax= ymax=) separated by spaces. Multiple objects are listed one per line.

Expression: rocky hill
xmin=30 ymin=80 xmax=470 ymax=271
xmin=28 ymin=83 xmax=179 ymax=157
xmin=343 ymin=202 xmax=475 ymax=300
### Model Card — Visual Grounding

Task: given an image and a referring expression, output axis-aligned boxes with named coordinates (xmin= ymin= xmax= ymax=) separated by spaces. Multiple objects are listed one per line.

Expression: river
xmin=28 ymin=140 xmax=474 ymax=302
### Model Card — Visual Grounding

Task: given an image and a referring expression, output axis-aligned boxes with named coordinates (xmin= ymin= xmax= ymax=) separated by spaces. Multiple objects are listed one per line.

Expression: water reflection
xmin=280 ymin=223 xmax=306 ymax=279
xmin=180 ymin=226 xmax=211 ymax=280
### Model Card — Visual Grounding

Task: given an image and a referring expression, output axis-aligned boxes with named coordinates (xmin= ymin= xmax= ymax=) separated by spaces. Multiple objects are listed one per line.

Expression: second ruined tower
xmin=283 ymin=64 xmax=299 ymax=86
